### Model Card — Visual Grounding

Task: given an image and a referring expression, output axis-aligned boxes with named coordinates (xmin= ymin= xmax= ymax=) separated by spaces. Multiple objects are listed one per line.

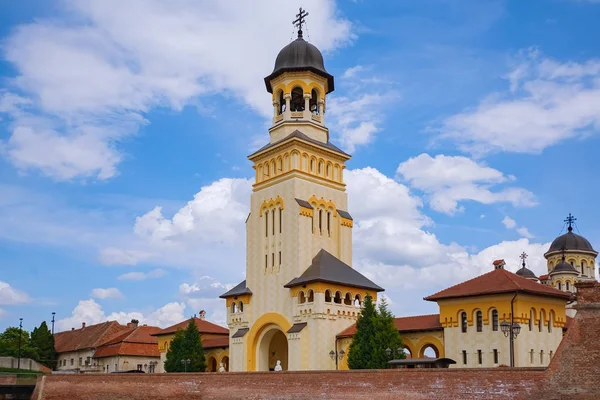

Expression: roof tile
xmin=337 ymin=314 xmax=442 ymax=338
xmin=152 ymin=317 xmax=228 ymax=336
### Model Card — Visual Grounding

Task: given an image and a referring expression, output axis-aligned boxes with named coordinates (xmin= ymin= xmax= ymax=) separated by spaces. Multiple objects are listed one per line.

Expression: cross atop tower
xmin=293 ymin=7 xmax=309 ymax=39
xmin=519 ymin=252 xmax=528 ymax=268
xmin=564 ymin=213 xmax=577 ymax=232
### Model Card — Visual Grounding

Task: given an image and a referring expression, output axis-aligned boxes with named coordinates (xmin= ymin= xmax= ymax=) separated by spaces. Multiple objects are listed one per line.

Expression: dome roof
xmin=550 ymin=259 xmax=579 ymax=275
xmin=264 ymin=37 xmax=334 ymax=93
xmin=515 ymin=266 xmax=538 ymax=280
xmin=546 ymin=228 xmax=597 ymax=255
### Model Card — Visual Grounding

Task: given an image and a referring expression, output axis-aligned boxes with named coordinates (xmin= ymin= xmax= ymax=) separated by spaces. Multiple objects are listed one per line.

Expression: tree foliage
xmin=347 ymin=294 xmax=404 ymax=369
xmin=31 ymin=322 xmax=57 ymax=369
xmin=0 ymin=327 xmax=39 ymax=360
xmin=164 ymin=319 xmax=207 ymax=372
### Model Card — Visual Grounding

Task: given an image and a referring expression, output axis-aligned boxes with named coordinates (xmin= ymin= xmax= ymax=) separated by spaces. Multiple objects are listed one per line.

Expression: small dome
xmin=546 ymin=229 xmax=596 ymax=255
xmin=550 ymin=260 xmax=579 ymax=275
xmin=264 ymin=37 xmax=334 ymax=93
xmin=515 ymin=266 xmax=538 ymax=280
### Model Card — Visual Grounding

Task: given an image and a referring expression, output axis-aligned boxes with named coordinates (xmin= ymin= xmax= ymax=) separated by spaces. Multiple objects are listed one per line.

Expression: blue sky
xmin=1 ymin=0 xmax=600 ymax=332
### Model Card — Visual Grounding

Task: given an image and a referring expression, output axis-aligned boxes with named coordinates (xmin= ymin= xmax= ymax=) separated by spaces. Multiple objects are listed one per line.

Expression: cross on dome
xmin=564 ymin=213 xmax=577 ymax=232
xmin=519 ymin=252 xmax=528 ymax=267
xmin=292 ymin=7 xmax=309 ymax=39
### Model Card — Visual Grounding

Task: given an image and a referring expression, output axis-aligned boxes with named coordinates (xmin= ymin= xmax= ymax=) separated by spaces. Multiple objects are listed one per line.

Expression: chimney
xmin=493 ymin=259 xmax=505 ymax=270
xmin=71 ymin=328 xmax=75 ymax=331
xmin=199 ymin=310 xmax=206 ymax=321
xmin=82 ymin=322 xmax=86 ymax=329
xmin=127 ymin=319 xmax=139 ymax=329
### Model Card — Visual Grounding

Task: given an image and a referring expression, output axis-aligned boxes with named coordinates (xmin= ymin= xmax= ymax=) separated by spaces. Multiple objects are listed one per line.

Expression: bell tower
xmin=221 ymin=8 xmax=383 ymax=373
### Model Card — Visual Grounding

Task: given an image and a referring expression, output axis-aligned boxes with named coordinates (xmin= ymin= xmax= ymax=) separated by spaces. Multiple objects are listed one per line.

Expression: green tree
xmin=31 ymin=322 xmax=57 ymax=369
xmin=164 ymin=320 xmax=207 ymax=372
xmin=0 ymin=327 xmax=38 ymax=360
xmin=347 ymin=294 xmax=404 ymax=369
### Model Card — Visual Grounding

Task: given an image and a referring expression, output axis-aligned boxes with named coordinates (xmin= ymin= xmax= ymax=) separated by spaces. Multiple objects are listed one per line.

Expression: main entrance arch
xmin=256 ymin=325 xmax=288 ymax=371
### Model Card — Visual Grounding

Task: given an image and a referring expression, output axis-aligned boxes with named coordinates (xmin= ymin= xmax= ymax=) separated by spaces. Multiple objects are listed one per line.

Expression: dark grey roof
xmin=388 ymin=358 xmax=456 ymax=366
xmin=546 ymin=229 xmax=597 ymax=255
xmin=219 ymin=280 xmax=252 ymax=298
xmin=284 ymin=249 xmax=384 ymax=292
xmin=515 ymin=266 xmax=538 ymax=280
xmin=286 ymin=323 xmax=307 ymax=334
xmin=264 ymin=38 xmax=334 ymax=93
xmin=295 ymin=198 xmax=313 ymax=209
xmin=231 ymin=328 xmax=249 ymax=339
xmin=337 ymin=209 xmax=352 ymax=220
xmin=550 ymin=260 xmax=579 ymax=275
xmin=249 ymin=130 xmax=349 ymax=159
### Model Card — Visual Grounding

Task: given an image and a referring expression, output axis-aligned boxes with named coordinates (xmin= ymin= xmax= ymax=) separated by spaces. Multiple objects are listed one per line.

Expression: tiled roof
xmin=337 ymin=314 xmax=442 ymax=338
xmin=249 ymin=130 xmax=350 ymax=159
xmin=152 ymin=318 xmax=229 ymax=336
xmin=93 ymin=325 xmax=161 ymax=358
xmin=54 ymin=321 xmax=129 ymax=353
xmin=539 ymin=274 xmax=550 ymax=281
xmin=424 ymin=268 xmax=571 ymax=301
xmin=202 ymin=336 xmax=230 ymax=349
xmin=284 ymin=249 xmax=384 ymax=292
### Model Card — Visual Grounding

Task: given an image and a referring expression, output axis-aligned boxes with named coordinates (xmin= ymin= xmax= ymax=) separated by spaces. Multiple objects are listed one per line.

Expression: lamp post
xmin=329 ymin=349 xmax=345 ymax=370
xmin=385 ymin=347 xmax=404 ymax=361
xmin=17 ymin=318 xmax=23 ymax=371
xmin=181 ymin=359 xmax=191 ymax=373
xmin=500 ymin=320 xmax=521 ymax=367
xmin=51 ymin=312 xmax=56 ymax=335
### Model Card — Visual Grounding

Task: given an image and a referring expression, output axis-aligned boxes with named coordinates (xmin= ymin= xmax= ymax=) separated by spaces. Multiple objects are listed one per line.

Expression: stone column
xmin=304 ymin=94 xmax=311 ymax=119
xmin=284 ymin=94 xmax=291 ymax=119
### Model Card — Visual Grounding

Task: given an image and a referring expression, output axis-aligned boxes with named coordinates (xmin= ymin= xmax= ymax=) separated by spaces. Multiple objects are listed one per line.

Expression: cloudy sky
xmin=1 ymin=0 xmax=599 ymax=332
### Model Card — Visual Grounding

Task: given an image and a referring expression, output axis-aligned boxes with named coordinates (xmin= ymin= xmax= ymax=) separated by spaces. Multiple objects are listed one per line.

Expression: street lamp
xmin=329 ymin=349 xmax=345 ymax=370
xmin=17 ymin=318 xmax=23 ymax=371
xmin=500 ymin=320 xmax=521 ymax=367
xmin=181 ymin=359 xmax=191 ymax=373
xmin=51 ymin=312 xmax=56 ymax=335
xmin=385 ymin=347 xmax=404 ymax=360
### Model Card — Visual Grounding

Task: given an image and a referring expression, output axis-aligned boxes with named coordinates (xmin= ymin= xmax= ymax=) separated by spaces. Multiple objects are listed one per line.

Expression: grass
xmin=0 ymin=367 xmax=45 ymax=376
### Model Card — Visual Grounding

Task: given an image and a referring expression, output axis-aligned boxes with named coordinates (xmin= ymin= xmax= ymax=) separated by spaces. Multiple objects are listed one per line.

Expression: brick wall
xmin=31 ymin=281 xmax=600 ymax=400
xmin=0 ymin=375 xmax=16 ymax=385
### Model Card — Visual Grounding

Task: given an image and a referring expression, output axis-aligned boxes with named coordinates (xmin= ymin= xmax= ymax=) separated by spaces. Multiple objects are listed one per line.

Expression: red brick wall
xmin=0 ymin=375 xmax=16 ymax=385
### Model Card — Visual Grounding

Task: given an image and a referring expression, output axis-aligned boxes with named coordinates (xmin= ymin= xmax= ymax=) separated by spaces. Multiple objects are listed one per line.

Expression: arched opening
xmin=354 ymin=294 xmax=362 ymax=307
xmin=491 ymin=309 xmax=499 ymax=331
xmin=334 ymin=291 xmax=342 ymax=304
xmin=208 ymin=357 xmax=217 ymax=372
xmin=298 ymin=291 xmax=306 ymax=304
xmin=548 ymin=311 xmax=554 ymax=333
xmin=290 ymin=87 xmax=304 ymax=111
xmin=239 ymin=301 xmax=244 ymax=313
xmin=307 ymin=290 xmax=314 ymax=303
xmin=221 ymin=356 xmax=229 ymax=372
xmin=325 ymin=290 xmax=332 ymax=302
xmin=310 ymin=158 xmax=315 ymax=173
xmin=582 ymin=260 xmax=587 ymax=276
xmin=476 ymin=310 xmax=483 ymax=332
xmin=460 ymin=312 xmax=467 ymax=333
xmin=231 ymin=302 xmax=237 ymax=314
xmin=277 ymin=90 xmax=285 ymax=114
xmin=529 ymin=309 xmax=534 ymax=331
xmin=566 ymin=281 xmax=570 ymax=291
xmin=403 ymin=347 xmax=412 ymax=359
xmin=310 ymin=89 xmax=319 ymax=114
xmin=558 ymin=282 xmax=562 ymax=291
xmin=257 ymin=327 xmax=288 ymax=371
xmin=344 ymin=293 xmax=352 ymax=305
xmin=539 ymin=310 xmax=545 ymax=332
xmin=419 ymin=344 xmax=440 ymax=359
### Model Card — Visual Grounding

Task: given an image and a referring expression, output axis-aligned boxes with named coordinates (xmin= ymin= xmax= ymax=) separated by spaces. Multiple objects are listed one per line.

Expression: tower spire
xmin=564 ymin=213 xmax=577 ymax=232
xmin=292 ymin=7 xmax=309 ymax=39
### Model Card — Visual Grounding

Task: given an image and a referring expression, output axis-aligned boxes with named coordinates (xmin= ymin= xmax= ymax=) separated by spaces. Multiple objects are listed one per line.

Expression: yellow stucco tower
xmin=220 ymin=10 xmax=383 ymax=372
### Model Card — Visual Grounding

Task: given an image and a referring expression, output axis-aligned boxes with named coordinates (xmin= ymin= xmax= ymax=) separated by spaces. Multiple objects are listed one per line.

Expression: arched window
xmin=264 ymin=164 xmax=269 ymax=178
xmin=539 ymin=311 xmax=544 ymax=332
xmin=492 ymin=309 xmax=499 ymax=331
xmin=272 ymin=209 xmax=275 ymax=235
xmin=327 ymin=212 xmax=331 ymax=237
xmin=239 ymin=301 xmax=244 ymax=313
xmin=326 ymin=163 xmax=331 ymax=178
xmin=310 ymin=158 xmax=315 ymax=172
xmin=529 ymin=309 xmax=534 ymax=331
xmin=344 ymin=293 xmax=352 ymax=305
xmin=290 ymin=87 xmax=304 ymax=111
xmin=540 ymin=350 xmax=544 ymax=364
xmin=319 ymin=210 xmax=323 ymax=234
xmin=278 ymin=90 xmax=285 ymax=114
xmin=307 ymin=290 xmax=314 ymax=303
xmin=298 ymin=291 xmax=306 ymax=304
xmin=279 ymin=208 xmax=282 ymax=233
xmin=334 ymin=291 xmax=342 ymax=304
xmin=548 ymin=311 xmax=553 ymax=333
xmin=231 ymin=302 xmax=237 ymax=314
xmin=265 ymin=212 xmax=268 ymax=237
xmin=566 ymin=281 xmax=570 ymax=291
xmin=325 ymin=290 xmax=332 ymax=302
xmin=310 ymin=89 xmax=319 ymax=114
xmin=558 ymin=282 xmax=562 ymax=291
xmin=354 ymin=294 xmax=362 ymax=307
xmin=318 ymin=161 xmax=323 ymax=175
xmin=476 ymin=311 xmax=483 ymax=332
xmin=461 ymin=312 xmax=467 ymax=333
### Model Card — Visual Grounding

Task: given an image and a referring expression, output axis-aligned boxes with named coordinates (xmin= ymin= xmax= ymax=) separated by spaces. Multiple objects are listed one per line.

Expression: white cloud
xmin=341 ymin=65 xmax=367 ymax=79
xmin=438 ymin=50 xmax=600 ymax=155
xmin=396 ymin=154 xmax=536 ymax=214
xmin=0 ymin=0 xmax=352 ymax=180
xmin=0 ymin=281 xmax=31 ymax=305
xmin=517 ymin=226 xmax=535 ymax=239
xmin=117 ymin=269 xmax=166 ymax=281
xmin=55 ymin=299 xmax=187 ymax=331
xmin=90 ymin=288 xmax=124 ymax=300
xmin=502 ymin=216 xmax=517 ymax=229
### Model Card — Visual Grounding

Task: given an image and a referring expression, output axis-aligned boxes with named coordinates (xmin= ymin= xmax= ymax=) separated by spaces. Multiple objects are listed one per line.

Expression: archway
xmin=419 ymin=344 xmax=440 ymax=359
xmin=207 ymin=357 xmax=217 ymax=372
xmin=257 ymin=326 xmax=288 ymax=371
xmin=221 ymin=356 xmax=229 ymax=372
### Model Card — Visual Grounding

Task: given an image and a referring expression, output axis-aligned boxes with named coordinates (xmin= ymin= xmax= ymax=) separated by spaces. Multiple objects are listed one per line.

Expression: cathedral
xmin=215 ymin=11 xmax=598 ymax=371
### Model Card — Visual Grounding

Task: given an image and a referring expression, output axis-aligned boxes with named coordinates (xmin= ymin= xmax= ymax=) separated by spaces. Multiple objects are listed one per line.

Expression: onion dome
xmin=264 ymin=33 xmax=334 ymax=93
xmin=516 ymin=265 xmax=538 ymax=280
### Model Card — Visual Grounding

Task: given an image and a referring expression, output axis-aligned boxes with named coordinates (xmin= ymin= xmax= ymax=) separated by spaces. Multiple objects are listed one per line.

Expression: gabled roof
xmin=219 ymin=280 xmax=252 ymax=299
xmin=249 ymin=130 xmax=349 ymax=159
xmin=202 ymin=336 xmax=230 ymax=350
xmin=93 ymin=325 xmax=161 ymax=358
xmin=424 ymin=268 xmax=571 ymax=302
xmin=337 ymin=314 xmax=442 ymax=338
xmin=54 ymin=321 xmax=129 ymax=353
xmin=284 ymin=249 xmax=383 ymax=292
xmin=152 ymin=318 xmax=229 ymax=337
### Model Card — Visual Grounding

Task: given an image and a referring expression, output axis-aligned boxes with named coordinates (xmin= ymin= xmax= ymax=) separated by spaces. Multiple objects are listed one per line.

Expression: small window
xmin=493 ymin=349 xmax=498 ymax=364
xmin=462 ymin=350 xmax=467 ymax=365
xmin=549 ymin=351 xmax=553 ymax=360
xmin=231 ymin=302 xmax=237 ymax=313
xmin=71 ymin=359 xmax=74 ymax=366
xmin=319 ymin=210 xmax=323 ymax=234
xmin=307 ymin=290 xmax=314 ymax=303
xmin=530 ymin=349 xmax=534 ymax=364
xmin=298 ymin=291 xmax=306 ymax=304
xmin=334 ymin=291 xmax=342 ymax=304
xmin=272 ymin=209 xmax=275 ymax=235
xmin=265 ymin=212 xmax=268 ymax=237
xmin=310 ymin=89 xmax=319 ymax=115
xmin=137 ymin=364 xmax=143 ymax=372
xmin=558 ymin=282 xmax=562 ymax=290
xmin=239 ymin=301 xmax=243 ymax=312
xmin=461 ymin=312 xmax=467 ymax=333
xmin=79 ymin=357 xmax=82 ymax=365
xmin=548 ymin=313 xmax=553 ymax=333
xmin=272 ymin=252 xmax=275 ymax=267
xmin=529 ymin=310 xmax=534 ymax=331
xmin=492 ymin=310 xmax=499 ymax=331
xmin=540 ymin=350 xmax=544 ymax=364
xmin=279 ymin=208 xmax=282 ymax=233
xmin=265 ymin=254 xmax=267 ymax=270
xmin=539 ymin=313 xmax=543 ymax=332
xmin=566 ymin=281 xmax=570 ymax=291
xmin=477 ymin=350 xmax=482 ymax=365
xmin=476 ymin=311 xmax=483 ymax=332
xmin=327 ymin=212 xmax=331 ymax=237
xmin=279 ymin=251 xmax=282 ymax=266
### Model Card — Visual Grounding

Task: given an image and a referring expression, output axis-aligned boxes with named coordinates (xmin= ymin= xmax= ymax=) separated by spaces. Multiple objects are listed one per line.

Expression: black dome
xmin=515 ymin=266 xmax=538 ymax=280
xmin=550 ymin=260 xmax=579 ymax=275
xmin=546 ymin=229 xmax=596 ymax=255
xmin=264 ymin=38 xmax=334 ymax=93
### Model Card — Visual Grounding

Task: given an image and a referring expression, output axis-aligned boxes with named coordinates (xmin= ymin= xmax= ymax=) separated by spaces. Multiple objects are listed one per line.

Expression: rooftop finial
xmin=561 ymin=246 xmax=567 ymax=261
xmin=519 ymin=252 xmax=528 ymax=268
xmin=564 ymin=213 xmax=577 ymax=232
xmin=293 ymin=7 xmax=309 ymax=39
